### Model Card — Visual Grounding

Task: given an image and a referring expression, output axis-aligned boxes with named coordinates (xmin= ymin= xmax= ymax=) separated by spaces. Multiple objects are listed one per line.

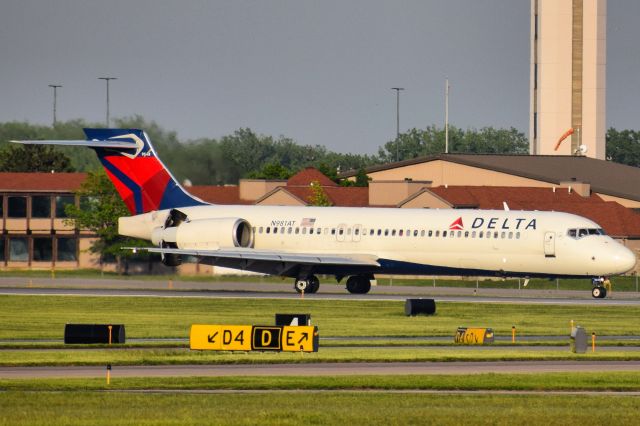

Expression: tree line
xmin=0 ymin=116 xmax=542 ymax=182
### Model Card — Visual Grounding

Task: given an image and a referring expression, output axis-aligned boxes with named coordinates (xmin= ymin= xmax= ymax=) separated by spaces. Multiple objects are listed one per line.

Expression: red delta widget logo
xmin=450 ymin=216 xmax=537 ymax=231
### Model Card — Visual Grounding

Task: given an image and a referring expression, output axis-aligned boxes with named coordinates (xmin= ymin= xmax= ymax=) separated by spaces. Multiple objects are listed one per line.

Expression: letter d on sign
xmin=262 ymin=330 xmax=272 ymax=346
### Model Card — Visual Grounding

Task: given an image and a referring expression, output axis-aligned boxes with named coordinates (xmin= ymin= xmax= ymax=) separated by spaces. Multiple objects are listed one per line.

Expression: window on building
xmin=31 ymin=196 xmax=51 ymax=218
xmin=33 ymin=238 xmax=52 ymax=261
xmin=9 ymin=238 xmax=28 ymax=261
xmin=55 ymin=195 xmax=75 ymax=218
xmin=0 ymin=195 xmax=3 ymax=217
xmin=57 ymin=237 xmax=77 ymax=261
xmin=0 ymin=238 xmax=4 ymax=261
xmin=8 ymin=197 xmax=27 ymax=218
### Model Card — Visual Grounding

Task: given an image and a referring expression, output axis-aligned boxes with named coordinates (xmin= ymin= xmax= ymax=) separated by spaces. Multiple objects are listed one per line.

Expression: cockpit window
xmin=568 ymin=228 xmax=606 ymax=239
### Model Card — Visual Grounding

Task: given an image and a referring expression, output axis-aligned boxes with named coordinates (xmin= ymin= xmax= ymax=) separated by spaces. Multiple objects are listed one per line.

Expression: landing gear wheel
xmin=346 ymin=276 xmax=372 ymax=294
xmin=308 ymin=276 xmax=320 ymax=294
xmin=592 ymin=286 xmax=607 ymax=299
xmin=294 ymin=275 xmax=320 ymax=294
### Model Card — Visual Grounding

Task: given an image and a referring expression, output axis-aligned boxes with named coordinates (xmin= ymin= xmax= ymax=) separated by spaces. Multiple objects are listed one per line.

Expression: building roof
xmin=187 ymin=185 xmax=252 ymax=205
xmin=283 ymin=186 xmax=369 ymax=207
xmin=287 ymin=167 xmax=338 ymax=187
xmin=342 ymin=154 xmax=640 ymax=202
xmin=424 ymin=186 xmax=640 ymax=238
xmin=0 ymin=172 xmax=87 ymax=192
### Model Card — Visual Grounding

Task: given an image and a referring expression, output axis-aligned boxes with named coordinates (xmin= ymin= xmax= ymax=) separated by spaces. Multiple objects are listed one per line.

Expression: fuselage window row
xmin=253 ymin=226 xmax=521 ymax=240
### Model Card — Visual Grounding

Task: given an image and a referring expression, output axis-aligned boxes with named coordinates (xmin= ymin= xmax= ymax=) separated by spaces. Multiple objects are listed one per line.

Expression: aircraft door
xmin=544 ymin=232 xmax=555 ymax=257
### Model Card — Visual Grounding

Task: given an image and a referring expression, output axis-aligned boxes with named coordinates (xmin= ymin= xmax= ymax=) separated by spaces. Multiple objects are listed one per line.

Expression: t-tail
xmin=11 ymin=128 xmax=207 ymax=215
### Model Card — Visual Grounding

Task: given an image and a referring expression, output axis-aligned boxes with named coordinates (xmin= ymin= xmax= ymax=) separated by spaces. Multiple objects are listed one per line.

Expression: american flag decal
xmin=301 ymin=218 xmax=316 ymax=227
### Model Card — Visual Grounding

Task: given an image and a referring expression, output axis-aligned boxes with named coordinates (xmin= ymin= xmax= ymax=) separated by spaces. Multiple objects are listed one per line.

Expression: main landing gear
xmin=294 ymin=275 xmax=320 ymax=294
xmin=345 ymin=275 xmax=372 ymax=294
xmin=293 ymin=274 xmax=373 ymax=294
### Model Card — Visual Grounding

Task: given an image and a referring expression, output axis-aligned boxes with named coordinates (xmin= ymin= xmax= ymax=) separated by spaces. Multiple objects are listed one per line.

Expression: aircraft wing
xmin=132 ymin=246 xmax=380 ymax=276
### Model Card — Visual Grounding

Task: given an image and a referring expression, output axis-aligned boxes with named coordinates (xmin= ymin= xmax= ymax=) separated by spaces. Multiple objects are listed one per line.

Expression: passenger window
xmin=471 ymin=231 xmax=476 ymax=238
xmin=436 ymin=231 xmax=440 ymax=237
xmin=310 ymin=228 xmax=314 ymax=235
xmin=273 ymin=227 xmax=278 ymax=234
xmin=331 ymin=229 xmax=336 ymax=235
xmin=428 ymin=230 xmax=432 ymax=237
xmin=568 ymin=229 xmax=577 ymax=238
xmin=457 ymin=231 xmax=462 ymax=238
xmin=259 ymin=226 xmax=264 ymax=234
xmin=377 ymin=229 xmax=382 ymax=236
xmin=266 ymin=227 xmax=271 ymax=234
xmin=397 ymin=230 xmax=402 ymax=236
xmin=295 ymin=228 xmax=300 ymax=234
xmin=578 ymin=229 xmax=588 ymax=237
xmin=384 ymin=229 xmax=389 ymax=236
xmin=355 ymin=228 xmax=360 ymax=236
xmin=347 ymin=228 xmax=351 ymax=235
xmin=370 ymin=229 xmax=374 ymax=236
xmin=516 ymin=232 xmax=521 ymax=239
xmin=494 ymin=232 xmax=499 ymax=239
xmin=508 ymin=232 xmax=513 ymax=239
xmin=302 ymin=228 xmax=307 ymax=235
xmin=414 ymin=230 xmax=419 ymax=237
xmin=443 ymin=231 xmax=447 ymax=237
xmin=287 ymin=227 xmax=292 ymax=234
xmin=479 ymin=231 xmax=483 ymax=238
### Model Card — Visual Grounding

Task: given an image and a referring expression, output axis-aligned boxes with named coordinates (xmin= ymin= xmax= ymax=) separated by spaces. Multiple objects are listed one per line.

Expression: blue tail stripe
xmin=99 ymin=157 xmax=144 ymax=215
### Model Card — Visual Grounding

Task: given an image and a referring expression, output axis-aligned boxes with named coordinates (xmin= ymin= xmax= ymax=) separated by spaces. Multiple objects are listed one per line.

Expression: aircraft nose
xmin=613 ymin=245 xmax=637 ymax=274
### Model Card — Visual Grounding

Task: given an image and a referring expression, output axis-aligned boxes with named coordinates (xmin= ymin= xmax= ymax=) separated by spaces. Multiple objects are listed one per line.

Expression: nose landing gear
xmin=591 ymin=277 xmax=607 ymax=299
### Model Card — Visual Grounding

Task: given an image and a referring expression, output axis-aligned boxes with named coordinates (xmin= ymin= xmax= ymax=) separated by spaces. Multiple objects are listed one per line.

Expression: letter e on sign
xmin=282 ymin=326 xmax=318 ymax=352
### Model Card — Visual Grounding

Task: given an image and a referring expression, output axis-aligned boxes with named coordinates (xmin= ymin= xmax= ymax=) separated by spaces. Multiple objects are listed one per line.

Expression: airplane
xmin=13 ymin=128 xmax=637 ymax=298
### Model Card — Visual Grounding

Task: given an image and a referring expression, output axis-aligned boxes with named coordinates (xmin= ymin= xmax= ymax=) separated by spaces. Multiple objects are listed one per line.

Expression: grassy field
xmin=1 ymin=295 xmax=640 ymax=340
xmin=2 ymin=374 xmax=640 ymax=425
xmin=2 ymin=390 xmax=639 ymax=426
xmin=4 ymin=347 xmax=640 ymax=366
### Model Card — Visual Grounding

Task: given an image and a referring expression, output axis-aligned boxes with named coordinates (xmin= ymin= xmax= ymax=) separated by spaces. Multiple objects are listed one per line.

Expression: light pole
xmin=445 ymin=78 xmax=449 ymax=154
xmin=48 ymin=84 xmax=62 ymax=126
xmin=98 ymin=77 xmax=117 ymax=127
xmin=391 ymin=87 xmax=404 ymax=162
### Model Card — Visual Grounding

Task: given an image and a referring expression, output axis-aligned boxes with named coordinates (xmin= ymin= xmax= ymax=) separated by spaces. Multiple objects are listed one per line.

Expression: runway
xmin=2 ymin=286 xmax=639 ymax=306
xmin=2 ymin=361 xmax=640 ymax=379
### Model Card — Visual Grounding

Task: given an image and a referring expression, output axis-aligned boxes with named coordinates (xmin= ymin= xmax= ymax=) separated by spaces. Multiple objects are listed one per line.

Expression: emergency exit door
xmin=544 ymin=232 xmax=555 ymax=257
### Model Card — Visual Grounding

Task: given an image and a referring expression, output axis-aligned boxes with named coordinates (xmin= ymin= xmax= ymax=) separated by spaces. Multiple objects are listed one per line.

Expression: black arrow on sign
xmin=208 ymin=332 xmax=219 ymax=343
xmin=297 ymin=333 xmax=309 ymax=344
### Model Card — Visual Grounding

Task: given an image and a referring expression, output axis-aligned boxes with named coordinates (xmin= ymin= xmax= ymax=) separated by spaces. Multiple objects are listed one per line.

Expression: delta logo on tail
xmin=449 ymin=217 xmax=464 ymax=230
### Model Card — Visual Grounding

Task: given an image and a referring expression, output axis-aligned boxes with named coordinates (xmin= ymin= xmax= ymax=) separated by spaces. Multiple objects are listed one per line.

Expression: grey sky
xmin=1 ymin=1 xmax=638 ymax=154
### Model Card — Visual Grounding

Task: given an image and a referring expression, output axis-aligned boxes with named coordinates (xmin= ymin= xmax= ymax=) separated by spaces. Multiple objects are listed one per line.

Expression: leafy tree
xmin=307 ymin=180 xmax=332 ymax=206
xmin=606 ymin=128 xmax=640 ymax=167
xmin=64 ymin=169 xmax=151 ymax=274
xmin=0 ymin=144 xmax=74 ymax=172
xmin=247 ymin=162 xmax=293 ymax=179
xmin=377 ymin=125 xmax=529 ymax=162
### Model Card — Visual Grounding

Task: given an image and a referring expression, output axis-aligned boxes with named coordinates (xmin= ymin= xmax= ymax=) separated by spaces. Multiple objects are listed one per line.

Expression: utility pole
xmin=445 ymin=78 xmax=450 ymax=154
xmin=98 ymin=77 xmax=117 ymax=127
xmin=48 ymin=84 xmax=62 ymax=126
xmin=391 ymin=87 xmax=404 ymax=162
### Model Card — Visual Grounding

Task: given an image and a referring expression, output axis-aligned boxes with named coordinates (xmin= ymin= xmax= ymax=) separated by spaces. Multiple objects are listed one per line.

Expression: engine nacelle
xmin=152 ymin=217 xmax=254 ymax=249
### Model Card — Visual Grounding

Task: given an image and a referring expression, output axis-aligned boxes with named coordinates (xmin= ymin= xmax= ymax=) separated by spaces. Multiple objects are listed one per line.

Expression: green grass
xmin=4 ymin=372 xmax=640 ymax=391
xmin=2 ymin=347 xmax=640 ymax=366
xmin=1 ymin=295 xmax=640 ymax=341
xmin=1 ymin=390 xmax=639 ymax=425
xmin=3 ymin=374 xmax=640 ymax=425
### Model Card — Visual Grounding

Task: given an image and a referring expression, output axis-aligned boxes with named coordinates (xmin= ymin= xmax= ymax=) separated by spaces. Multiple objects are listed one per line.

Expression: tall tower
xmin=530 ymin=0 xmax=607 ymax=159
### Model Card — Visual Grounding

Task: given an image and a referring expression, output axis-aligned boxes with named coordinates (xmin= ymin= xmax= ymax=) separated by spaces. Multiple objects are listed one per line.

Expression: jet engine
xmin=151 ymin=209 xmax=253 ymax=266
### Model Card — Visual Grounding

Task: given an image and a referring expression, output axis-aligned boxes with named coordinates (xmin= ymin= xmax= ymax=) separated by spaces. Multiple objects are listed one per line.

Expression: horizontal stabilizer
xmin=10 ymin=139 xmax=138 ymax=149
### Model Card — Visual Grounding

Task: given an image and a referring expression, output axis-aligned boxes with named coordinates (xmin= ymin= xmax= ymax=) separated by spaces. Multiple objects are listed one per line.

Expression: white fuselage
xmin=120 ymin=205 xmax=637 ymax=278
